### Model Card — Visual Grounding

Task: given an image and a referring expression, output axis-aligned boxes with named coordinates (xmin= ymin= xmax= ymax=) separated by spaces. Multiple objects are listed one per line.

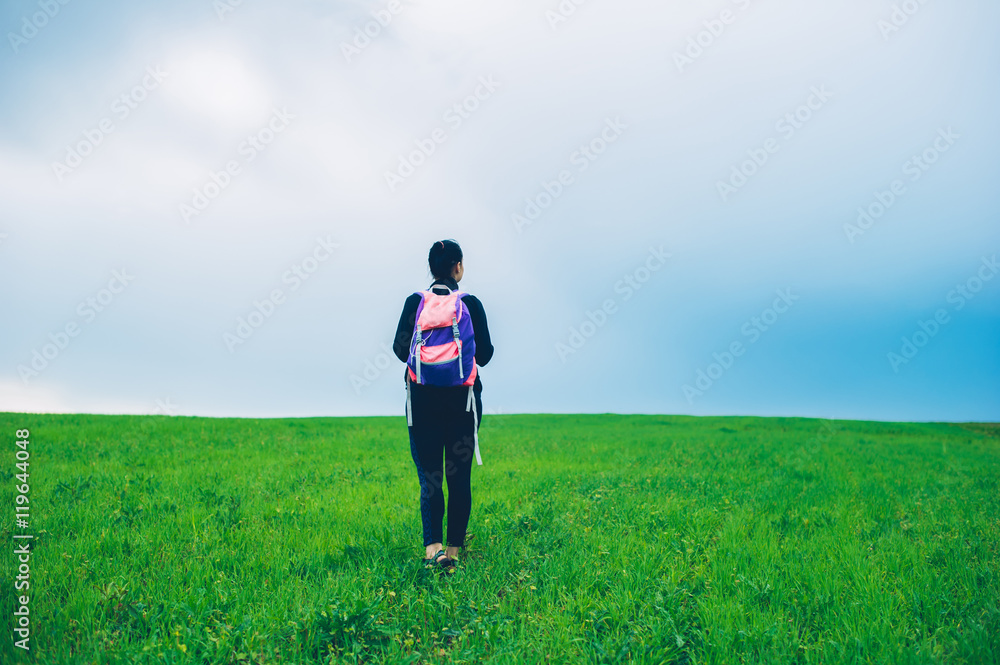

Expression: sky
xmin=1 ymin=0 xmax=998 ymax=421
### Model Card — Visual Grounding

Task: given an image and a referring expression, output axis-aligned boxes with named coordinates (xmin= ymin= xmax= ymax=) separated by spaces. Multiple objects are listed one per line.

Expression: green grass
xmin=1 ymin=412 xmax=997 ymax=664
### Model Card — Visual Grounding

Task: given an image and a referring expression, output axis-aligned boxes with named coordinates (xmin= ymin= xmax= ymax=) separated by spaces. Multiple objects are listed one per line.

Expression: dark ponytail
xmin=428 ymin=239 xmax=463 ymax=281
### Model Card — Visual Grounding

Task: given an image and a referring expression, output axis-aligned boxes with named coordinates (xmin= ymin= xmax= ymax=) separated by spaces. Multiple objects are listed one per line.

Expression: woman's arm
xmin=392 ymin=293 xmax=422 ymax=363
xmin=464 ymin=295 xmax=494 ymax=366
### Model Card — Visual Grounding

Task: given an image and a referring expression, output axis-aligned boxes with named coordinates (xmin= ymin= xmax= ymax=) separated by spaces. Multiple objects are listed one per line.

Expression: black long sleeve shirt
xmin=392 ymin=278 xmax=494 ymax=392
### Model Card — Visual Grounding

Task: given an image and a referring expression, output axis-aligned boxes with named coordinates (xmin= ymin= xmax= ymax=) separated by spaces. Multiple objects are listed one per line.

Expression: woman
xmin=392 ymin=239 xmax=494 ymax=569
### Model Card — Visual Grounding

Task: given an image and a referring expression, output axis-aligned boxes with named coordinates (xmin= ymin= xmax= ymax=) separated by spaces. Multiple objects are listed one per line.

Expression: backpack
xmin=404 ymin=284 xmax=482 ymax=465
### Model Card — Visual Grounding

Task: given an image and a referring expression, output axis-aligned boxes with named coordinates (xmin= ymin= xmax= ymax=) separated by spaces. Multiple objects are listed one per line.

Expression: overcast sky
xmin=1 ymin=0 xmax=998 ymax=421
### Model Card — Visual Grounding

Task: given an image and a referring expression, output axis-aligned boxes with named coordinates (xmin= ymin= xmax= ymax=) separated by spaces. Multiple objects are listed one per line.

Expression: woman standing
xmin=392 ymin=240 xmax=494 ymax=569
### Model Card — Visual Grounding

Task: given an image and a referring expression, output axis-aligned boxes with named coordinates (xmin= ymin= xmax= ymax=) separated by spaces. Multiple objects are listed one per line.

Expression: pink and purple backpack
xmin=404 ymin=285 xmax=482 ymax=464
xmin=406 ymin=287 xmax=477 ymax=388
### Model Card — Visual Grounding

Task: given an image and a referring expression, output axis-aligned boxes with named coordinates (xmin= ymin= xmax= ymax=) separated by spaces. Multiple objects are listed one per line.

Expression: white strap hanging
xmin=405 ymin=378 xmax=413 ymax=426
xmin=467 ymin=385 xmax=482 ymax=466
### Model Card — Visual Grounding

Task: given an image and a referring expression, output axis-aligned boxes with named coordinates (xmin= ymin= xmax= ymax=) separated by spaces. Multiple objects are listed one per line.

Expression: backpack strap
xmin=411 ymin=292 xmax=426 ymax=383
xmin=405 ymin=377 xmax=413 ymax=426
xmin=466 ymin=386 xmax=482 ymax=466
xmin=453 ymin=314 xmax=463 ymax=380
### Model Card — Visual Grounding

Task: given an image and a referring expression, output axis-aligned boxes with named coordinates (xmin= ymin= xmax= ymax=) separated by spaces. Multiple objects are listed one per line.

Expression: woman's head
xmin=428 ymin=239 xmax=463 ymax=282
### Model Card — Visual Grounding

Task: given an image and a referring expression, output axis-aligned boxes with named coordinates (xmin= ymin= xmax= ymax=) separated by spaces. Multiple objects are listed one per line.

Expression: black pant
xmin=408 ymin=383 xmax=483 ymax=548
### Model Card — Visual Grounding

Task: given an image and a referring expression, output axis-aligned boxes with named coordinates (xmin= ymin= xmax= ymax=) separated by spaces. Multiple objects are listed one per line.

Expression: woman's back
xmin=395 ymin=239 xmax=494 ymax=570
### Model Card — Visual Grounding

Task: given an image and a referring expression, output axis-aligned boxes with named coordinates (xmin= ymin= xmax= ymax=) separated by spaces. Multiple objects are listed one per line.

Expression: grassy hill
xmin=1 ymin=412 xmax=997 ymax=664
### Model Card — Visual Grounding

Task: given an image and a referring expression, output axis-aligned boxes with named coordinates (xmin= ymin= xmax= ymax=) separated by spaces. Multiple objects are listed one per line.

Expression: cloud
xmin=160 ymin=47 xmax=274 ymax=130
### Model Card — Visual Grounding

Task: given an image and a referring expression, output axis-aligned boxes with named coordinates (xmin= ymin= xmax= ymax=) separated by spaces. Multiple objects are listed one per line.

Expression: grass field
xmin=1 ymin=412 xmax=998 ymax=664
